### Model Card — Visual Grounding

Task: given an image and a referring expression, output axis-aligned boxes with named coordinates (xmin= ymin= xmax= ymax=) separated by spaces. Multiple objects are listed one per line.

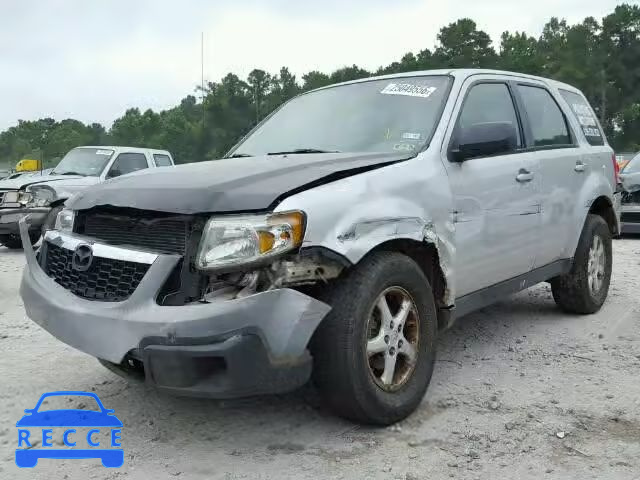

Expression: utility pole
xmin=201 ymin=32 xmax=205 ymax=132
xmin=600 ymin=68 xmax=607 ymax=125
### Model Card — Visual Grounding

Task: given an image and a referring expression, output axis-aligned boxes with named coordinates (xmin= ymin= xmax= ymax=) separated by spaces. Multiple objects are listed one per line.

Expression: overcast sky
xmin=0 ymin=0 xmax=624 ymax=131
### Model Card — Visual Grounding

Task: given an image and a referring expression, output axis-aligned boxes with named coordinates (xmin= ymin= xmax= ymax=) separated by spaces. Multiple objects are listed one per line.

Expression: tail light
xmin=612 ymin=153 xmax=620 ymax=184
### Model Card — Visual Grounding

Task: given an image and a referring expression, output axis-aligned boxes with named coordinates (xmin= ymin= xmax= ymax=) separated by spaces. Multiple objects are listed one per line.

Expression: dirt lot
xmin=1 ymin=240 xmax=639 ymax=480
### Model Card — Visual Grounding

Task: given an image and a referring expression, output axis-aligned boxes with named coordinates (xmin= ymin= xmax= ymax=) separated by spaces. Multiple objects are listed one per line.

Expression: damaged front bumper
xmin=18 ymin=218 xmax=331 ymax=398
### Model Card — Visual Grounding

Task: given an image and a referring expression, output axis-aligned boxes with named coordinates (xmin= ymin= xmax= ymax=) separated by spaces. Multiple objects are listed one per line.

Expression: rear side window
xmin=108 ymin=153 xmax=149 ymax=178
xmin=517 ymin=85 xmax=571 ymax=147
xmin=153 ymin=154 xmax=172 ymax=167
xmin=559 ymin=89 xmax=605 ymax=146
xmin=458 ymin=83 xmax=522 ymax=147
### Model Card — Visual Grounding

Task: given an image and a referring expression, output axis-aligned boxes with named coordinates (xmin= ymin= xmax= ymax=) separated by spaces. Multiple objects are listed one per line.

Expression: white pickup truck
xmin=0 ymin=146 xmax=174 ymax=249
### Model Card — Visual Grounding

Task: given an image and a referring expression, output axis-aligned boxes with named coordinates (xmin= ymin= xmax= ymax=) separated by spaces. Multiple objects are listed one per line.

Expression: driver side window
xmin=458 ymin=83 xmax=522 ymax=148
xmin=107 ymin=153 xmax=148 ymax=178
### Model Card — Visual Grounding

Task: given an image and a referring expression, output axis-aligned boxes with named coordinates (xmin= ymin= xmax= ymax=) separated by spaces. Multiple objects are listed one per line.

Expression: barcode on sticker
xmin=381 ymin=83 xmax=437 ymax=98
xmin=402 ymin=132 xmax=421 ymax=140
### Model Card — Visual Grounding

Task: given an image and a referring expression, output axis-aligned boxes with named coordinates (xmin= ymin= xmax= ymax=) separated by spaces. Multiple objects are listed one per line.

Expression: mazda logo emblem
xmin=71 ymin=244 xmax=93 ymax=272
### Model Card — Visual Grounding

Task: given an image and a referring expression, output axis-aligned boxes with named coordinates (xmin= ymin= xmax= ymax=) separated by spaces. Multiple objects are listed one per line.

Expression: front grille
xmin=44 ymin=242 xmax=150 ymax=302
xmin=75 ymin=209 xmax=192 ymax=255
xmin=621 ymin=211 xmax=640 ymax=223
xmin=0 ymin=191 xmax=6 ymax=204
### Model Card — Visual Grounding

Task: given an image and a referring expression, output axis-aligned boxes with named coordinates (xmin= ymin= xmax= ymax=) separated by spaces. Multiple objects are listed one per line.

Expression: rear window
xmin=559 ymin=89 xmax=605 ymax=146
xmin=153 ymin=154 xmax=172 ymax=167
xmin=517 ymin=85 xmax=571 ymax=147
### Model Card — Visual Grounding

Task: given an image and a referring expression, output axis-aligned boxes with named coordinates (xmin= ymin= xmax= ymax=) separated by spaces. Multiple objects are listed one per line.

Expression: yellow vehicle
xmin=15 ymin=159 xmax=42 ymax=172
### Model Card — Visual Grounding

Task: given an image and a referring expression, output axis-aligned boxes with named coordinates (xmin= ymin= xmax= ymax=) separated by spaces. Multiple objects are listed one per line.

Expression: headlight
xmin=26 ymin=185 xmax=56 ymax=207
xmin=196 ymin=211 xmax=306 ymax=270
xmin=17 ymin=191 xmax=32 ymax=205
xmin=54 ymin=208 xmax=75 ymax=232
xmin=3 ymin=191 xmax=19 ymax=203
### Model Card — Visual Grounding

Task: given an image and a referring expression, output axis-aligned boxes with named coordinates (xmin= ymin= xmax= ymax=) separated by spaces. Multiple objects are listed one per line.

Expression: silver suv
xmin=19 ymin=69 xmax=619 ymax=425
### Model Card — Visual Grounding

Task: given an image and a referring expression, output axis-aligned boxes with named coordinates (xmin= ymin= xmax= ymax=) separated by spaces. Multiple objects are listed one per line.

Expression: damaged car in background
xmin=619 ymin=151 xmax=640 ymax=234
xmin=19 ymin=69 xmax=619 ymax=425
xmin=0 ymin=146 xmax=174 ymax=249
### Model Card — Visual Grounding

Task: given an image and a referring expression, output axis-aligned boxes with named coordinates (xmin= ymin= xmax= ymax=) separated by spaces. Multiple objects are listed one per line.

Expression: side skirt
xmin=450 ymin=259 xmax=572 ymax=321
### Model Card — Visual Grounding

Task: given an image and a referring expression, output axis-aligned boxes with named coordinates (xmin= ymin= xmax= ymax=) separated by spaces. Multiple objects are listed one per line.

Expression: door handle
xmin=516 ymin=169 xmax=533 ymax=183
xmin=575 ymin=161 xmax=586 ymax=173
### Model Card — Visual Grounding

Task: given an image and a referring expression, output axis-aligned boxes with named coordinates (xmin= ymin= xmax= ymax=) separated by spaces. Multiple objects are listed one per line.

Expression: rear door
xmin=512 ymin=82 xmax=579 ymax=266
xmin=442 ymin=76 xmax=541 ymax=296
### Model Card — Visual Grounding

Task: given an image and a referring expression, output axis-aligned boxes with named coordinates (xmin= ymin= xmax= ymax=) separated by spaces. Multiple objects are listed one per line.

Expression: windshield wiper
xmin=267 ymin=148 xmax=340 ymax=155
xmin=227 ymin=153 xmax=253 ymax=158
xmin=56 ymin=171 xmax=86 ymax=176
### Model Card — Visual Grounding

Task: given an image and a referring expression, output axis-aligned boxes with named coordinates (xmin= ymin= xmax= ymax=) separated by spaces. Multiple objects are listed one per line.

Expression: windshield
xmin=52 ymin=148 xmax=114 ymax=176
xmin=231 ymin=76 xmax=452 ymax=157
xmin=622 ymin=153 xmax=640 ymax=174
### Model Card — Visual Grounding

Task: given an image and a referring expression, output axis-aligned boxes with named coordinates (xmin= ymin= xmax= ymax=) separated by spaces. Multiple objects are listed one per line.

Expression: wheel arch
xmin=360 ymin=238 xmax=451 ymax=329
xmin=588 ymin=195 xmax=618 ymax=236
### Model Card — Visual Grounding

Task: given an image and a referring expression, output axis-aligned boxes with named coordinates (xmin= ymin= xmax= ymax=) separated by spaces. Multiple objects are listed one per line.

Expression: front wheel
xmin=550 ymin=214 xmax=612 ymax=314
xmin=311 ymin=252 xmax=437 ymax=425
xmin=0 ymin=232 xmax=39 ymax=249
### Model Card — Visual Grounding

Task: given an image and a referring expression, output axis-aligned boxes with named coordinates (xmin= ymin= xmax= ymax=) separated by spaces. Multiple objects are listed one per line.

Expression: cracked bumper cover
xmin=18 ymin=217 xmax=331 ymax=398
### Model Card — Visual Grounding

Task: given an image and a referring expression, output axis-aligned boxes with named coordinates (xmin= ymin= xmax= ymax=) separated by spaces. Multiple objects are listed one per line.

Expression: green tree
xmin=2 ymin=4 xmax=640 ymax=162
xmin=499 ymin=32 xmax=542 ymax=75
xmin=302 ymin=71 xmax=331 ymax=91
xmin=435 ymin=19 xmax=497 ymax=68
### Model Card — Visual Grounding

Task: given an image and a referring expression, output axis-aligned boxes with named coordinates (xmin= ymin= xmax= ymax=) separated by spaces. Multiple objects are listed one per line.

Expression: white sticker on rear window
xmin=381 ymin=83 xmax=437 ymax=99
xmin=96 ymin=149 xmax=113 ymax=155
xmin=577 ymin=115 xmax=597 ymax=127
xmin=402 ymin=132 xmax=421 ymax=140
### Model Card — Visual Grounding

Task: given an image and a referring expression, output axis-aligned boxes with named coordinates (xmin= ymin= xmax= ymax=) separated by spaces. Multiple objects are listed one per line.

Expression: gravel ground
xmin=1 ymin=239 xmax=639 ymax=480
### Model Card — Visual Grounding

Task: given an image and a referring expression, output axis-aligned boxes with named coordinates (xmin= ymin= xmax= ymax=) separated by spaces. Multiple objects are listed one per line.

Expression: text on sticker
xmin=402 ymin=132 xmax=421 ymax=140
xmin=381 ymin=83 xmax=437 ymax=99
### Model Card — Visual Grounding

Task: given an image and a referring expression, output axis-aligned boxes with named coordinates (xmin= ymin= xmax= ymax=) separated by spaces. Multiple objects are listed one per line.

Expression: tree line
xmin=1 ymin=4 xmax=639 ymax=168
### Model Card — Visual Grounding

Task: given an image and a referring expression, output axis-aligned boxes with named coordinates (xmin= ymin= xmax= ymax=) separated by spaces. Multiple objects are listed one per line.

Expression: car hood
xmin=0 ymin=174 xmax=90 ymax=191
xmin=16 ymin=410 xmax=123 ymax=427
xmin=67 ymin=152 xmax=412 ymax=214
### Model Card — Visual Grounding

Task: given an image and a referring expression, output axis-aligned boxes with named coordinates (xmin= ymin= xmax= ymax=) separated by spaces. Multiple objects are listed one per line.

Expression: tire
xmin=311 ymin=251 xmax=437 ymax=425
xmin=0 ymin=234 xmax=23 ymax=249
xmin=550 ymin=214 xmax=612 ymax=314
xmin=0 ymin=231 xmax=39 ymax=249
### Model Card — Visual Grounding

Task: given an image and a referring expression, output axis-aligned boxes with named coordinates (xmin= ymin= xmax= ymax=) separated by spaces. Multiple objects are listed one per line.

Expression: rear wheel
xmin=311 ymin=252 xmax=437 ymax=425
xmin=550 ymin=214 xmax=612 ymax=314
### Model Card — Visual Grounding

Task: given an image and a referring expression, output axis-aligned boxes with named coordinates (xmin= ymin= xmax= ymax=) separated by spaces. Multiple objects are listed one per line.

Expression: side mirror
xmin=450 ymin=122 xmax=518 ymax=162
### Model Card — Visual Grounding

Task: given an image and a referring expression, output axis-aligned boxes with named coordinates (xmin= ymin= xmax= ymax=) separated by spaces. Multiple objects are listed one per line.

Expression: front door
xmin=441 ymin=78 xmax=541 ymax=297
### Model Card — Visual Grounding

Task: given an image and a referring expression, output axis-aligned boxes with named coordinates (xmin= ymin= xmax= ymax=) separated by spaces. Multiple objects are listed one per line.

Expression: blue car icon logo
xmin=15 ymin=391 xmax=123 ymax=468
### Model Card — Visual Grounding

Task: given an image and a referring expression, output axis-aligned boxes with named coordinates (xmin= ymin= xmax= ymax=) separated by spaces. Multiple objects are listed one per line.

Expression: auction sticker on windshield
xmin=381 ymin=83 xmax=437 ymax=98
xmin=15 ymin=391 xmax=123 ymax=468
